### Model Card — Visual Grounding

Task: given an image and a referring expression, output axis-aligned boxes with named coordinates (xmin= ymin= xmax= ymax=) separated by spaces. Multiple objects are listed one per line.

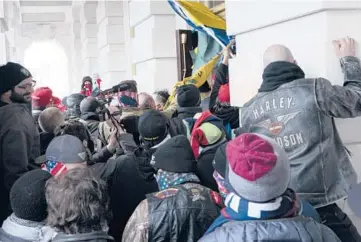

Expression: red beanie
xmin=32 ymin=87 xmax=53 ymax=109
xmin=226 ymin=133 xmax=290 ymax=202
xmin=218 ymin=83 xmax=230 ymax=103
xmin=52 ymin=96 xmax=66 ymax=112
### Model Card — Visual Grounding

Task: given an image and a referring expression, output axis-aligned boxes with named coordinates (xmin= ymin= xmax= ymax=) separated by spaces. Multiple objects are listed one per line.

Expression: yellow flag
xmin=176 ymin=0 xmax=226 ymax=30
xmin=164 ymin=54 xmax=220 ymax=110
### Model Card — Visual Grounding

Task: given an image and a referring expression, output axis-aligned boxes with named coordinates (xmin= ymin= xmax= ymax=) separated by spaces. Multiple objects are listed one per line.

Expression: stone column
xmin=79 ymin=1 xmax=98 ymax=77
xmin=96 ymin=1 xmax=125 ymax=89
xmin=226 ymin=1 xmax=361 ymax=229
xmin=70 ymin=4 xmax=82 ymax=92
xmin=127 ymin=0 xmax=177 ymax=94
xmin=3 ymin=0 xmax=21 ymax=63
xmin=0 ymin=0 xmax=7 ymax=64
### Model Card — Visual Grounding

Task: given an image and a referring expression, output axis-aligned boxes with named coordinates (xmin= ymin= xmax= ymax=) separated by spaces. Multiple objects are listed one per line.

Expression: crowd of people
xmin=0 ymin=36 xmax=360 ymax=242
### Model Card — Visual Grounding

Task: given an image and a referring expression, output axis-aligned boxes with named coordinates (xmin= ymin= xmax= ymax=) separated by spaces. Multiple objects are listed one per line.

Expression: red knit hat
xmin=226 ymin=133 xmax=290 ymax=202
xmin=218 ymin=83 xmax=230 ymax=103
xmin=32 ymin=87 xmax=53 ymax=110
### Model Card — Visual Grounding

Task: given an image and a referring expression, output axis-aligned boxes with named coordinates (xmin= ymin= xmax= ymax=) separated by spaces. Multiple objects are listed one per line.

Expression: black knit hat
xmin=177 ymin=84 xmax=201 ymax=107
xmin=151 ymin=135 xmax=197 ymax=173
xmin=80 ymin=97 xmax=101 ymax=114
xmin=212 ymin=143 xmax=227 ymax=178
xmin=138 ymin=110 xmax=168 ymax=147
xmin=10 ymin=169 xmax=52 ymax=222
xmin=0 ymin=62 xmax=32 ymax=95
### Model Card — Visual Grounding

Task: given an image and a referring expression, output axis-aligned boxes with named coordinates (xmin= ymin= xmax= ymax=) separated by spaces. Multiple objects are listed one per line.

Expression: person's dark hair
xmin=54 ymin=120 xmax=95 ymax=153
xmin=45 ymin=168 xmax=111 ymax=234
xmin=65 ymin=93 xmax=86 ymax=118
xmin=119 ymin=80 xmax=137 ymax=93
xmin=153 ymin=90 xmax=170 ymax=105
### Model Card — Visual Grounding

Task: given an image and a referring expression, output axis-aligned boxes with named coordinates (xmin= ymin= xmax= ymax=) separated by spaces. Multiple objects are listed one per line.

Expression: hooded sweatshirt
xmin=106 ymin=148 xmax=159 ymax=241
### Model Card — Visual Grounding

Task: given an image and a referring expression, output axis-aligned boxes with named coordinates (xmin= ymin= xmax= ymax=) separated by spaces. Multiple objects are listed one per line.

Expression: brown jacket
xmin=122 ymin=200 xmax=149 ymax=242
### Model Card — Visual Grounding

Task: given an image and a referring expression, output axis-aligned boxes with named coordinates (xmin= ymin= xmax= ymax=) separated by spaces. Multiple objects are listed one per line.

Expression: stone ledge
xmin=226 ymin=1 xmax=361 ymax=35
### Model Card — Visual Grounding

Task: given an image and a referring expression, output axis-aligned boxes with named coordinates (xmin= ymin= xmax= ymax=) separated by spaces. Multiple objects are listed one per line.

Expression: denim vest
xmin=239 ymin=77 xmax=358 ymax=208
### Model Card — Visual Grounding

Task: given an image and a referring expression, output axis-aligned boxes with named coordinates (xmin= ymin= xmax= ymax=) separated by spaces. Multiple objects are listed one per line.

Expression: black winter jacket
xmin=209 ymin=63 xmax=239 ymax=129
xmin=0 ymin=103 xmax=40 ymax=223
xmin=197 ymin=139 xmax=227 ymax=192
xmin=107 ymin=148 xmax=158 ymax=241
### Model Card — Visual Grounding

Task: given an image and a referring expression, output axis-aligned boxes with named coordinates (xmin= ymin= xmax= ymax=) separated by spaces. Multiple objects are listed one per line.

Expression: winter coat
xmin=171 ymin=106 xmax=202 ymax=120
xmin=106 ymin=147 xmax=159 ymax=241
xmin=122 ymin=183 xmax=221 ymax=242
xmin=197 ymin=138 xmax=227 ymax=192
xmin=199 ymin=216 xmax=341 ymax=242
xmin=209 ymin=63 xmax=239 ymax=129
xmin=238 ymin=56 xmax=361 ymax=207
xmin=52 ymin=232 xmax=113 ymax=242
xmin=0 ymin=103 xmax=40 ymax=223
xmin=0 ymin=214 xmax=54 ymax=242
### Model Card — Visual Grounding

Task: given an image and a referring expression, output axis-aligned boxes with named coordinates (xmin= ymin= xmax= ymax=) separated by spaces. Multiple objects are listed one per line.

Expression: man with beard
xmin=0 ymin=62 xmax=40 ymax=224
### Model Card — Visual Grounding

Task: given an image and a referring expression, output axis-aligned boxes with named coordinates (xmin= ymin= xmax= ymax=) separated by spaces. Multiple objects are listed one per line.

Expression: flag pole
xmin=172 ymin=0 xmax=236 ymax=58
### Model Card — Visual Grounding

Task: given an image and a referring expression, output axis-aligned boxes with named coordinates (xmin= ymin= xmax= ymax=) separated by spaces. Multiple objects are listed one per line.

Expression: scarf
xmin=155 ymin=170 xmax=200 ymax=190
xmin=205 ymin=189 xmax=300 ymax=234
xmin=259 ymin=61 xmax=305 ymax=92
xmin=213 ymin=171 xmax=230 ymax=199
xmin=1 ymin=214 xmax=55 ymax=242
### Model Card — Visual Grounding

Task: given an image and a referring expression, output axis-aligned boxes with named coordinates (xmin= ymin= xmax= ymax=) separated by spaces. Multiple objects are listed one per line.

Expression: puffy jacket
xmin=0 ymin=214 xmax=54 ymax=242
xmin=122 ymin=183 xmax=221 ymax=242
xmin=199 ymin=216 xmax=340 ymax=242
xmin=52 ymin=232 xmax=113 ymax=242
xmin=238 ymin=56 xmax=361 ymax=207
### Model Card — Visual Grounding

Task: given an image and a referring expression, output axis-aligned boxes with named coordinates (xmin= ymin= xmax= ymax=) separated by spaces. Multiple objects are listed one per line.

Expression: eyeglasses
xmin=17 ymin=80 xmax=36 ymax=89
xmin=110 ymin=111 xmax=122 ymax=117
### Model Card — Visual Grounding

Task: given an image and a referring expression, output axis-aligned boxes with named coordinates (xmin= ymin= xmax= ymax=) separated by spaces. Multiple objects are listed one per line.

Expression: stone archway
xmin=24 ymin=40 xmax=69 ymax=98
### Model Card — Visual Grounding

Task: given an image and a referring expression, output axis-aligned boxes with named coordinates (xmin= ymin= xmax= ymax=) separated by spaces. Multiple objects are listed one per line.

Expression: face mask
xmin=84 ymin=83 xmax=92 ymax=90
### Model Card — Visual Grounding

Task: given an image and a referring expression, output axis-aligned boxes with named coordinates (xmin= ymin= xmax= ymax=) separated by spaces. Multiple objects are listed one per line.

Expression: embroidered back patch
xmin=153 ymin=188 xmax=179 ymax=199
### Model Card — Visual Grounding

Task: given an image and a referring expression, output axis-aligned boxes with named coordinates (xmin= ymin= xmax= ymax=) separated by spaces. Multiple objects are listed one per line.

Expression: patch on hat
xmin=150 ymin=155 xmax=156 ymax=165
xmin=21 ymin=68 xmax=30 ymax=77
xmin=144 ymin=136 xmax=160 ymax=141
xmin=153 ymin=188 xmax=178 ymax=199
xmin=77 ymin=152 xmax=86 ymax=161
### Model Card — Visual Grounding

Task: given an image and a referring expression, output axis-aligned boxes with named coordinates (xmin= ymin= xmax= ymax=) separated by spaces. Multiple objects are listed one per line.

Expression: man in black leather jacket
xmin=122 ymin=135 xmax=222 ymax=242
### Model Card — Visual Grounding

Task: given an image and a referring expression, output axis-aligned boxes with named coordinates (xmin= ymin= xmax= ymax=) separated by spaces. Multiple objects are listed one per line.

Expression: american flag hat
xmin=41 ymin=160 xmax=67 ymax=177
xmin=45 ymin=135 xmax=87 ymax=164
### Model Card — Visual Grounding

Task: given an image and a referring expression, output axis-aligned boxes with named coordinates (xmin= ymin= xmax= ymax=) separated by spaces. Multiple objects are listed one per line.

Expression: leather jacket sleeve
xmin=122 ymin=199 xmax=149 ymax=242
xmin=315 ymin=56 xmax=361 ymax=118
